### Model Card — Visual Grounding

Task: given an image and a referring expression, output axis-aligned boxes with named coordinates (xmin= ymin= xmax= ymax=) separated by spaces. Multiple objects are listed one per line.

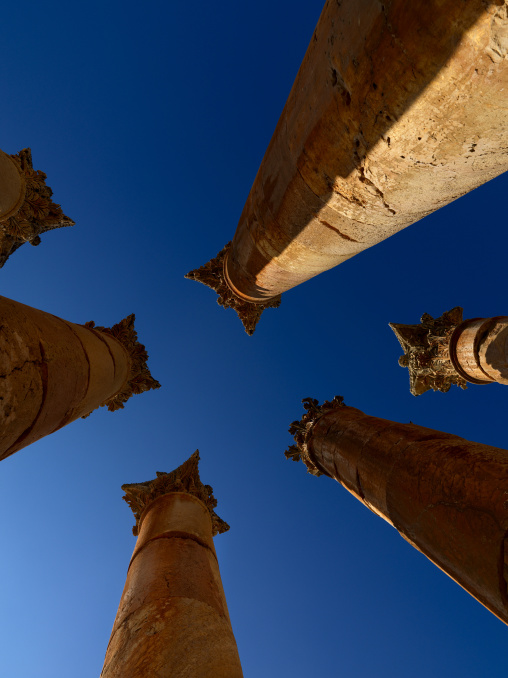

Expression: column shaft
xmin=0 ymin=150 xmax=25 ymax=220
xmin=288 ymin=399 xmax=508 ymax=624
xmin=227 ymin=0 xmax=508 ymax=300
xmin=0 ymin=295 xmax=159 ymax=461
xmin=101 ymin=455 xmax=243 ymax=678
xmin=451 ymin=316 xmax=508 ymax=386
xmin=189 ymin=0 xmax=508 ymax=333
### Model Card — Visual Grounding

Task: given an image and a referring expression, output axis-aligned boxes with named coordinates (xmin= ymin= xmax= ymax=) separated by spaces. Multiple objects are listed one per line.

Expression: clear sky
xmin=0 ymin=1 xmax=507 ymax=676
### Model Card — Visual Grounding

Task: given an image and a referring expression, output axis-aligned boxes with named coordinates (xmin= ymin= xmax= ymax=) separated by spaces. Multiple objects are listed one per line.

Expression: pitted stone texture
xmin=102 ymin=593 xmax=242 ymax=678
xmin=193 ymin=0 xmax=508 ymax=327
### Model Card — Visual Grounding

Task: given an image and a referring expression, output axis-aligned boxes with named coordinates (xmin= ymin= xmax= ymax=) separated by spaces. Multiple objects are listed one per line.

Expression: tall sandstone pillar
xmin=0 ymin=295 xmax=160 ymax=461
xmin=286 ymin=396 xmax=508 ymax=624
xmin=0 ymin=148 xmax=74 ymax=267
xmin=187 ymin=0 xmax=508 ymax=334
xmin=391 ymin=307 xmax=508 ymax=395
xmin=101 ymin=451 xmax=243 ymax=678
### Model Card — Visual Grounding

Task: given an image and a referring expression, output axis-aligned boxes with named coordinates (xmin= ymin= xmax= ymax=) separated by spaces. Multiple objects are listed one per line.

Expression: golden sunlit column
xmin=0 ymin=295 xmax=160 ymax=461
xmin=390 ymin=307 xmax=508 ymax=395
xmin=187 ymin=0 xmax=508 ymax=334
xmin=101 ymin=451 xmax=243 ymax=678
xmin=0 ymin=148 xmax=74 ymax=267
xmin=286 ymin=396 xmax=508 ymax=625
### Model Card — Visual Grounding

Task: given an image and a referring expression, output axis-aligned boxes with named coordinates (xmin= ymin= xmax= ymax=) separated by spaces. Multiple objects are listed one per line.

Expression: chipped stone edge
xmin=185 ymin=241 xmax=281 ymax=335
xmin=285 ymin=396 xmax=346 ymax=476
xmin=122 ymin=450 xmax=230 ymax=537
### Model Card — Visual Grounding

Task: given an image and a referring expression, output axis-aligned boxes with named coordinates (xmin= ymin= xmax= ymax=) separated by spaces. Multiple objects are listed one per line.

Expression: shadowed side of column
xmin=286 ymin=397 xmax=508 ymax=624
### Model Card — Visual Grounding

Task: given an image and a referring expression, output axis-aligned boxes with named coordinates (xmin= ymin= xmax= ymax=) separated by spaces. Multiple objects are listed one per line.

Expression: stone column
xmin=390 ymin=307 xmax=508 ymax=395
xmin=187 ymin=0 xmax=508 ymax=334
xmin=0 ymin=148 xmax=74 ymax=268
xmin=101 ymin=451 xmax=243 ymax=678
xmin=0 ymin=295 xmax=160 ymax=461
xmin=286 ymin=396 xmax=508 ymax=624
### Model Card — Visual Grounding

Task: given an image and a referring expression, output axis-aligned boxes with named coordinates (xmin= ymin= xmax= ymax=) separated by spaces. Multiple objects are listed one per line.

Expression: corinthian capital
xmin=389 ymin=307 xmax=468 ymax=396
xmin=0 ymin=148 xmax=74 ymax=268
xmin=122 ymin=450 xmax=229 ymax=536
xmin=185 ymin=242 xmax=281 ymax=336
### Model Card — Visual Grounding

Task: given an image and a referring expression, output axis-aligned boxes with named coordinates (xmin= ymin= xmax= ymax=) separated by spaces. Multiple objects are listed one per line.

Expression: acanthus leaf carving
xmin=185 ymin=242 xmax=281 ymax=335
xmin=122 ymin=450 xmax=230 ymax=537
xmin=0 ymin=148 xmax=74 ymax=268
xmin=82 ymin=313 xmax=160 ymax=415
xmin=285 ymin=395 xmax=346 ymax=476
xmin=389 ymin=307 xmax=468 ymax=396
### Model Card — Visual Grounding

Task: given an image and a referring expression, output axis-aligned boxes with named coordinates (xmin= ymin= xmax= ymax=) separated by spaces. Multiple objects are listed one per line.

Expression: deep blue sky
xmin=0 ymin=1 xmax=507 ymax=676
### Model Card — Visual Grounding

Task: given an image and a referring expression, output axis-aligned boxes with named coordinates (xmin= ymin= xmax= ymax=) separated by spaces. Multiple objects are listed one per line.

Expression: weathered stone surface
xmin=0 ymin=296 xmax=160 ymax=461
xmin=101 ymin=453 xmax=243 ymax=678
xmin=452 ymin=316 xmax=508 ymax=385
xmin=189 ymin=0 xmax=508 ymax=332
xmin=287 ymin=397 xmax=508 ymax=625
xmin=0 ymin=149 xmax=74 ymax=268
